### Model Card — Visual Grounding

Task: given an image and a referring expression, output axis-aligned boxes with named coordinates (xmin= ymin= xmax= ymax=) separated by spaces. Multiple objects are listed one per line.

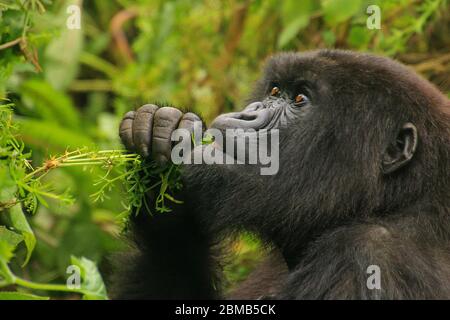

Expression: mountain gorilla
xmin=112 ymin=50 xmax=450 ymax=299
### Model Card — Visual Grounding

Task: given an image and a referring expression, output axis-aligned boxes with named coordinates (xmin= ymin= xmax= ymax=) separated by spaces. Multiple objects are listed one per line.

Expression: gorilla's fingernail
xmin=123 ymin=111 xmax=136 ymax=119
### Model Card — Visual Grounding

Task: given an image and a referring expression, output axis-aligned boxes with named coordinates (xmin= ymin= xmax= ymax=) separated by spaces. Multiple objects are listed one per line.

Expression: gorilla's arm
xmin=112 ymin=105 xmax=221 ymax=299
xmin=112 ymin=197 xmax=220 ymax=299
xmin=279 ymin=217 xmax=450 ymax=299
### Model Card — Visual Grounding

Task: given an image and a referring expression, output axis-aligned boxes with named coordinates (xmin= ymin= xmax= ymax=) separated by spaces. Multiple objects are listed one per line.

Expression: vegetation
xmin=0 ymin=0 xmax=448 ymax=299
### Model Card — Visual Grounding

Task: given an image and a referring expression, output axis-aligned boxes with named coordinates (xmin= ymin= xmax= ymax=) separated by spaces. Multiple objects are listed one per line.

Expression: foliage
xmin=0 ymin=102 xmax=108 ymax=299
xmin=0 ymin=0 xmax=448 ymax=299
xmin=0 ymin=101 xmax=182 ymax=298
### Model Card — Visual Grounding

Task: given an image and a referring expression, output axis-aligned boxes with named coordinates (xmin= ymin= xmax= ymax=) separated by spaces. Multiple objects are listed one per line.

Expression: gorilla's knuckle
xmin=182 ymin=112 xmax=201 ymax=122
xmin=156 ymin=107 xmax=183 ymax=119
xmin=123 ymin=111 xmax=136 ymax=120
xmin=137 ymin=104 xmax=158 ymax=114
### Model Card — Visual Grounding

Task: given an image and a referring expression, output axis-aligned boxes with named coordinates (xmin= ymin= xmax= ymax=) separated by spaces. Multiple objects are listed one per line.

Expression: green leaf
xmin=322 ymin=30 xmax=336 ymax=46
xmin=0 ymin=226 xmax=23 ymax=248
xmin=321 ymin=0 xmax=363 ymax=25
xmin=348 ymin=25 xmax=372 ymax=48
xmin=79 ymin=52 xmax=118 ymax=78
xmin=278 ymin=17 xmax=310 ymax=48
xmin=20 ymin=80 xmax=80 ymax=129
xmin=0 ymin=239 xmax=15 ymax=283
xmin=15 ymin=118 xmax=94 ymax=152
xmin=70 ymin=256 xmax=108 ymax=300
xmin=0 ymin=165 xmax=17 ymax=203
xmin=0 ymin=240 xmax=15 ymax=264
xmin=277 ymin=0 xmax=317 ymax=48
xmin=0 ymin=292 xmax=50 ymax=300
xmin=44 ymin=0 xmax=84 ymax=90
xmin=6 ymin=204 xmax=36 ymax=266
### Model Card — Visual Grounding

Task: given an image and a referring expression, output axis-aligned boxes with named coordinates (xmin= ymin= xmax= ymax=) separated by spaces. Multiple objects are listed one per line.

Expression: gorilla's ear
xmin=382 ymin=123 xmax=418 ymax=174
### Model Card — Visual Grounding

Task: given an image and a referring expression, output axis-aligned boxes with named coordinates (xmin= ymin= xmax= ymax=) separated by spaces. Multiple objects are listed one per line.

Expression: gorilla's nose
xmin=244 ymin=102 xmax=264 ymax=112
xmin=210 ymin=103 xmax=270 ymax=131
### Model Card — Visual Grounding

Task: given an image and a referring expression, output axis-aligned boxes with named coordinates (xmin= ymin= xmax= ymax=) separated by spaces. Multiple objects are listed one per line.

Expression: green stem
xmin=14 ymin=277 xmax=82 ymax=294
xmin=105 ymin=172 xmax=129 ymax=183
xmin=22 ymin=12 xmax=30 ymax=38
xmin=23 ymin=150 xmax=135 ymax=180
xmin=23 ymin=166 xmax=47 ymax=181
xmin=67 ymin=150 xmax=132 ymax=160
xmin=0 ymin=38 xmax=22 ymax=51
xmin=60 ymin=162 xmax=105 ymax=166
xmin=65 ymin=155 xmax=136 ymax=162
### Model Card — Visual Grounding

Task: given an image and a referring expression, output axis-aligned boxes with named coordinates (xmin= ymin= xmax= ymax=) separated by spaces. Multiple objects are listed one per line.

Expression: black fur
xmin=112 ymin=50 xmax=450 ymax=299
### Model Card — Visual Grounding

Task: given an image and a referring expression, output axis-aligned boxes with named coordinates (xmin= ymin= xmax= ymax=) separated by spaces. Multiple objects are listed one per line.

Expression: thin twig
xmin=110 ymin=8 xmax=138 ymax=63
xmin=0 ymin=37 xmax=22 ymax=51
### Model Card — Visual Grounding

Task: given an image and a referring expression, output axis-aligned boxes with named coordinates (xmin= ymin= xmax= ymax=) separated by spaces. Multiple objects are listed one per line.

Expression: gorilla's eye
xmin=271 ymin=86 xmax=280 ymax=96
xmin=294 ymin=94 xmax=308 ymax=106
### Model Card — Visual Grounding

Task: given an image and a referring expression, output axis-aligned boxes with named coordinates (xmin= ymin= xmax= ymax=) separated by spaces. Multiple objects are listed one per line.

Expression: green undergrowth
xmin=0 ymin=103 xmax=183 ymax=299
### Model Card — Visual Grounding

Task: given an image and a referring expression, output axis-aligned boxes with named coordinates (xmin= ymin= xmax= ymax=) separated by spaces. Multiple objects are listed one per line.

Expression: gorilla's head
xmin=204 ymin=50 xmax=450 ymax=250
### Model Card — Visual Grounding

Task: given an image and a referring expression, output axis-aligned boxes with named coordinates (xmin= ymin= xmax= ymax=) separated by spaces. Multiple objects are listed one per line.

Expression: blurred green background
xmin=0 ymin=0 xmax=449 ymax=298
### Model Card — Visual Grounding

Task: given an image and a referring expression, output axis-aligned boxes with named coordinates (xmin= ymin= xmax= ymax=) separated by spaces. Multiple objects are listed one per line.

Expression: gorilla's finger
xmin=152 ymin=107 xmax=183 ymax=164
xmin=133 ymin=104 xmax=159 ymax=157
xmin=119 ymin=111 xmax=136 ymax=151
xmin=178 ymin=112 xmax=204 ymax=137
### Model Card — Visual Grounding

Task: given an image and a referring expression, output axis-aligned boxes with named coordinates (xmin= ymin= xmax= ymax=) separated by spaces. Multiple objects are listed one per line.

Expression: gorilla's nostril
xmin=210 ymin=106 xmax=271 ymax=131
xmin=239 ymin=113 xmax=258 ymax=121
xmin=244 ymin=102 xmax=264 ymax=112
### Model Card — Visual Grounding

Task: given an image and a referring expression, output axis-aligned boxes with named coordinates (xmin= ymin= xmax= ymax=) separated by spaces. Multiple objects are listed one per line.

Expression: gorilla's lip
xmin=210 ymin=108 xmax=272 ymax=132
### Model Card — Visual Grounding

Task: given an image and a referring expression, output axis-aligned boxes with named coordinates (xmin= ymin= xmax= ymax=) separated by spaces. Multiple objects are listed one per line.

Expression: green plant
xmin=0 ymin=102 xmax=184 ymax=299
xmin=0 ymin=102 xmax=105 ymax=299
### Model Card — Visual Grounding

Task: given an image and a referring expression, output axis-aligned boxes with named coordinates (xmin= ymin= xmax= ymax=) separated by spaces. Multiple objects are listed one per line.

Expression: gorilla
xmin=112 ymin=50 xmax=450 ymax=299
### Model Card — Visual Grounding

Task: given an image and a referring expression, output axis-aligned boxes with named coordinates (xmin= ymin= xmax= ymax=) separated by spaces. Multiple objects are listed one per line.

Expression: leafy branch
xmin=0 ymin=102 xmax=183 ymax=299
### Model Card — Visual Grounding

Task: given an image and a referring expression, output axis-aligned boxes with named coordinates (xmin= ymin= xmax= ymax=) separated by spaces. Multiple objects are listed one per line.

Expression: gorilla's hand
xmin=119 ymin=104 xmax=202 ymax=164
xmin=115 ymin=104 xmax=216 ymax=300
